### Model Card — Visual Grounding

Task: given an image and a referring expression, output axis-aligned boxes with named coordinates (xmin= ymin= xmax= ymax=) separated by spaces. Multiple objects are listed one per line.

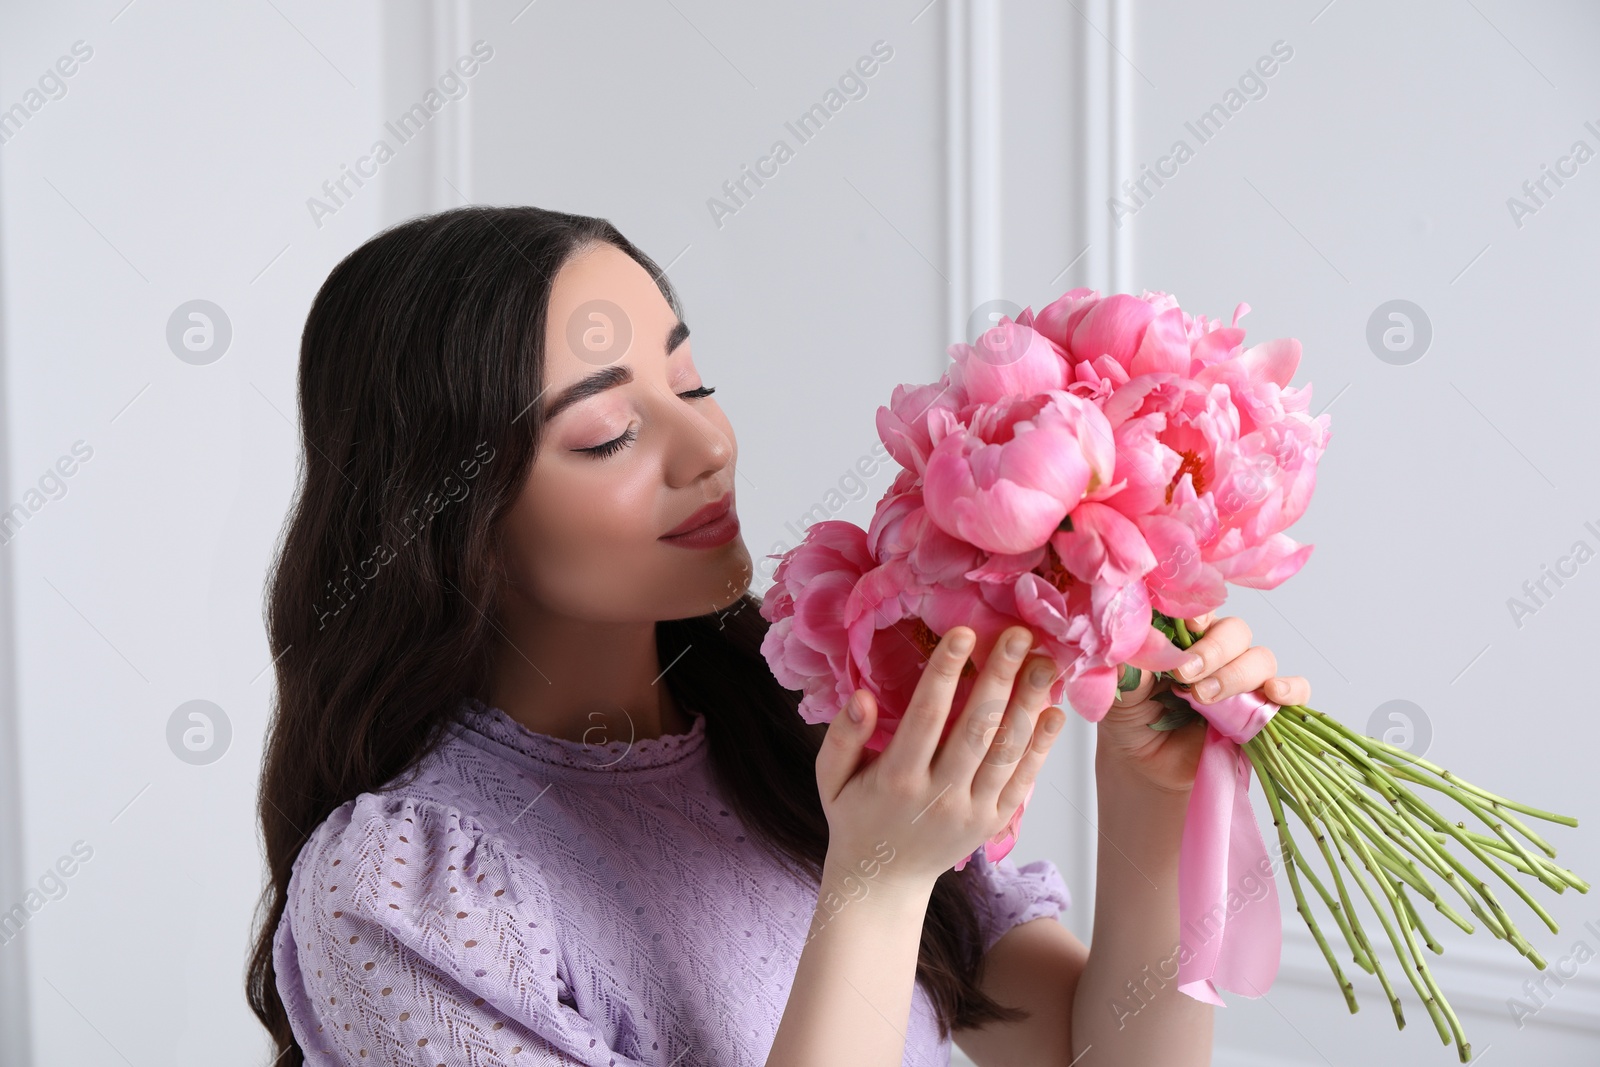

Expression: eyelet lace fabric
xmin=274 ymin=696 xmax=1071 ymax=1066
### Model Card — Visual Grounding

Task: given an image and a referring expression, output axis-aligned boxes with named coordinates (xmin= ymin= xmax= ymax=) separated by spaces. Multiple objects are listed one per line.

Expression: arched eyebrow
xmin=666 ymin=319 xmax=690 ymax=356
xmin=541 ymin=319 xmax=691 ymax=421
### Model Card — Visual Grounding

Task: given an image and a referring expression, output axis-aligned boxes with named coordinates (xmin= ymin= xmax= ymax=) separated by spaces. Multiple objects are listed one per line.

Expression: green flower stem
xmin=1280 ymin=709 xmax=1520 ymax=946
xmin=1300 ymin=763 xmax=1461 ymax=1052
xmin=1364 ymin=758 xmax=1587 ymax=894
xmin=1255 ymin=737 xmax=1380 ymax=974
xmin=1398 ymin=789 xmax=1558 ymax=947
xmin=1266 ymin=763 xmax=1378 ymax=974
xmin=1273 ymin=723 xmax=1465 ymax=889
xmin=1273 ymin=720 xmax=1480 ymax=935
xmin=1276 ymin=734 xmax=1438 ymax=901
xmin=1254 ymin=759 xmax=1361 ymax=1012
xmin=1312 ymin=764 xmax=1486 ymax=935
xmin=1297 ymin=703 xmax=1578 ymax=829
xmin=1385 ymin=873 xmax=1470 ymax=1059
xmin=1386 ymin=765 xmax=1567 ymax=896
xmin=1392 ymin=794 xmax=1516 ymax=944
xmin=1288 ymin=747 xmax=1463 ymax=924
xmin=1294 ymin=856 xmax=1376 ymax=975
xmin=1386 ymin=871 xmax=1444 ymax=955
xmin=1272 ymin=731 xmax=1464 ymax=1054
xmin=1309 ymin=718 xmax=1557 ymax=944
xmin=1350 ymin=742 xmax=1564 ymax=861
xmin=1274 ymin=709 xmax=1533 ymax=943
xmin=1145 ymin=607 xmax=1585 ymax=1060
xmin=1252 ymin=734 xmax=1407 ymax=1029
xmin=1380 ymin=762 xmax=1563 ymax=866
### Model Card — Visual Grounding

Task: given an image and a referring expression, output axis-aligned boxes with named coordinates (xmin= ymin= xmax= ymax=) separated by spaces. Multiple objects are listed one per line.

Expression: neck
xmin=485 ymin=603 xmax=688 ymax=746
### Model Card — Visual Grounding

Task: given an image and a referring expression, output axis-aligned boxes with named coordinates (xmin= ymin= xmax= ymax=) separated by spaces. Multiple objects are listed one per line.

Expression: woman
xmin=244 ymin=205 xmax=1309 ymax=1066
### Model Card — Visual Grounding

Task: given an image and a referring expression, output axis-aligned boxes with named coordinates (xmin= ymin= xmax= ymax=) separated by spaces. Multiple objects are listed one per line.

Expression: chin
xmin=699 ymin=538 xmax=754 ymax=613
xmin=652 ymin=539 xmax=753 ymax=620
xmin=715 ymin=540 xmax=755 ymax=606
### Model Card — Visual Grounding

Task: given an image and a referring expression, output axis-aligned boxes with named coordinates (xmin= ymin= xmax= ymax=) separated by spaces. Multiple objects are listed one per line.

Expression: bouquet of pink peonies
xmin=759 ymin=288 xmax=1586 ymax=1061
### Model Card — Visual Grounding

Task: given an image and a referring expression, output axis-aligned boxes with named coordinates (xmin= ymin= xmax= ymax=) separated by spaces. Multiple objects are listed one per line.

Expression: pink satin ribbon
xmin=1168 ymin=685 xmax=1282 ymax=1005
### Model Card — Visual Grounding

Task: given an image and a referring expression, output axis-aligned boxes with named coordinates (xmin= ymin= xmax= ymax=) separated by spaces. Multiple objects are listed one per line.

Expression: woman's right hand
xmin=813 ymin=623 xmax=1067 ymax=891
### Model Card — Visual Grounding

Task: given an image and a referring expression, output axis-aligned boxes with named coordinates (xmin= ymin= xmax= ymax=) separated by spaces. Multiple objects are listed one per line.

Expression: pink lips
xmin=660 ymin=491 xmax=738 ymax=548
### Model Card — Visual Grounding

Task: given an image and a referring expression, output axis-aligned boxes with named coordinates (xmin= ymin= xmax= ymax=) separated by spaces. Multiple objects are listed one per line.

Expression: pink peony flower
xmin=758 ymin=521 xmax=877 ymax=727
xmin=839 ymin=561 xmax=1055 ymax=870
xmin=866 ymin=469 xmax=986 ymax=590
xmin=921 ymin=390 xmax=1118 ymax=556
xmin=876 ymin=376 xmax=965 ymax=477
xmin=946 ymin=319 xmax=1068 ymax=407
xmin=762 ymin=286 xmax=1329 ymax=873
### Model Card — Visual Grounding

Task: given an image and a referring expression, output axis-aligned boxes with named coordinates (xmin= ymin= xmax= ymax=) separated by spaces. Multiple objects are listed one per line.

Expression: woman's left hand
xmin=1095 ymin=611 xmax=1312 ymax=795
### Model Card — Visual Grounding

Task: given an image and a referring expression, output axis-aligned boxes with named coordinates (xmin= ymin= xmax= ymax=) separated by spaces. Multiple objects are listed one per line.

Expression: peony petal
xmin=1213 ymin=533 xmax=1314 ymax=590
xmin=1032 ymin=287 xmax=1101 ymax=349
xmin=1126 ymin=624 xmax=1198 ymax=672
xmin=1129 ymin=307 xmax=1191 ymax=377
xmin=1191 ymin=326 xmax=1246 ymax=367
xmin=951 ymin=322 xmax=1069 ymax=406
xmin=1236 ymin=337 xmax=1300 ymax=388
xmin=1071 ymin=293 xmax=1159 ymax=369
xmin=1052 ymin=501 xmax=1158 ymax=586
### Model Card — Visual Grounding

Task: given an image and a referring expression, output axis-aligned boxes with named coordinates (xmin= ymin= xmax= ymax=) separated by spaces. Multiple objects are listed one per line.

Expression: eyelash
xmin=577 ymin=386 xmax=717 ymax=458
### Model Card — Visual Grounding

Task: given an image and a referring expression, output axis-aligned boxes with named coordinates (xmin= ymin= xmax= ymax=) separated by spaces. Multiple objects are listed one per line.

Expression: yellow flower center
xmin=1166 ymin=449 xmax=1206 ymax=505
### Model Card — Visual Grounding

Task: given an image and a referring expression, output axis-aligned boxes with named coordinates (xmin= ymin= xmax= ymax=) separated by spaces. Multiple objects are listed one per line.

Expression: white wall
xmin=0 ymin=1 xmax=1594 ymax=1065
xmin=0 ymin=2 xmax=388 ymax=1063
xmin=1127 ymin=1 xmax=1600 ymax=1064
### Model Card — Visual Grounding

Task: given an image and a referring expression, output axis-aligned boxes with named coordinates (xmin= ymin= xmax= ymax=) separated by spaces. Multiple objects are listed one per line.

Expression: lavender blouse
xmin=273 ymin=695 xmax=1072 ymax=1066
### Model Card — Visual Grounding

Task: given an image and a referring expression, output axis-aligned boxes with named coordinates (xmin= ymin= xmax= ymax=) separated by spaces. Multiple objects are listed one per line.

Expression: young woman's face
xmin=498 ymin=241 xmax=752 ymax=623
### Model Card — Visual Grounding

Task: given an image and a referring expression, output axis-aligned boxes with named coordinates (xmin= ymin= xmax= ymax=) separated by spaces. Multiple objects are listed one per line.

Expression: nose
xmin=658 ymin=384 xmax=733 ymax=490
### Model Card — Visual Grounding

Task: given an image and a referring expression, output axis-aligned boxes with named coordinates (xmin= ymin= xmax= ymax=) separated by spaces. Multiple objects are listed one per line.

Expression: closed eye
xmin=574 ymin=385 xmax=717 ymax=458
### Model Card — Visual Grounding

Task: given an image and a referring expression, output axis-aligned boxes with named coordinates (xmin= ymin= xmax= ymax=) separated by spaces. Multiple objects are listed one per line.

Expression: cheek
xmin=545 ymin=465 xmax=656 ymax=548
xmin=507 ymin=464 xmax=660 ymax=604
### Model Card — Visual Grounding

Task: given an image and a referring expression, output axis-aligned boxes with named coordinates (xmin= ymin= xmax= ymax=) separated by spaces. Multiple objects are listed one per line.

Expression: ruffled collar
xmin=455 ymin=694 xmax=708 ymax=772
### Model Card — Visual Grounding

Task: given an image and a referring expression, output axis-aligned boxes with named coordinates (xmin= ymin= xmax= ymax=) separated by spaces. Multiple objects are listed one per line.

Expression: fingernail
xmin=949 ymin=629 xmax=974 ymax=654
xmin=1006 ymin=631 xmax=1030 ymax=657
xmin=1043 ymin=711 xmax=1064 ymax=734
xmin=1195 ymin=678 xmax=1220 ymax=700
xmin=848 ymin=692 xmax=864 ymax=722
xmin=1181 ymin=655 xmax=1203 ymax=679
xmin=1029 ymin=661 xmax=1053 ymax=687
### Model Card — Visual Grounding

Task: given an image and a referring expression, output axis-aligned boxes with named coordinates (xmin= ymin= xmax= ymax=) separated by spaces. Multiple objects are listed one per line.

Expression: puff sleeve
xmin=961 ymin=848 xmax=1073 ymax=956
xmin=274 ymin=793 xmax=649 ymax=1067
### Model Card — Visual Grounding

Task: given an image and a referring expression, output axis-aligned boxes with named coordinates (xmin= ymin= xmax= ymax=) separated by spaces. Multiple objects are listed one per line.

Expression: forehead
xmin=544 ymin=243 xmax=673 ymax=369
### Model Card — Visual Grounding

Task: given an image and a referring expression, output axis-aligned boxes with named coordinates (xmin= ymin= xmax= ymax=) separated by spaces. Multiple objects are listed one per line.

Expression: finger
xmin=1172 ymin=614 xmax=1251 ymax=684
xmin=1188 ymin=644 xmax=1277 ymax=704
xmin=879 ymin=626 xmax=976 ymax=778
xmin=815 ymin=689 xmax=877 ymax=804
xmin=935 ymin=625 xmax=1038 ymax=789
xmin=1185 ymin=611 xmax=1218 ymax=635
xmin=1101 ymin=688 xmax=1170 ymax=730
xmin=1265 ymin=674 xmax=1310 ymax=707
xmin=960 ymin=651 xmax=1058 ymax=799
xmin=1112 ymin=665 xmax=1155 ymax=707
xmin=993 ymin=705 xmax=1067 ymax=821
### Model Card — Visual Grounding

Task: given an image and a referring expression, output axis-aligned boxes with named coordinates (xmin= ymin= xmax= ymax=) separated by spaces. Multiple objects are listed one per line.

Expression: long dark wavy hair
xmin=244 ymin=204 xmax=1029 ymax=1063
